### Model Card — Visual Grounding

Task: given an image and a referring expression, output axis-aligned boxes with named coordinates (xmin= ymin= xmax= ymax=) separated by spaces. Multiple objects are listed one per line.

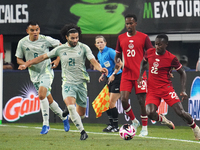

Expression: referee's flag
xmin=92 ymin=85 xmax=110 ymax=118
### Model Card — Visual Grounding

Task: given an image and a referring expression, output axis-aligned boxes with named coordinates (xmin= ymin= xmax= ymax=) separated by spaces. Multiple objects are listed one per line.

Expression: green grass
xmin=0 ymin=123 xmax=200 ymax=150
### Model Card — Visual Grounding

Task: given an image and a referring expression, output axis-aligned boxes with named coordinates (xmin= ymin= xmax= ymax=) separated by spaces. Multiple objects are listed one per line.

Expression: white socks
xmin=68 ymin=105 xmax=84 ymax=132
xmin=49 ymin=100 xmax=67 ymax=121
xmin=40 ymin=97 xmax=49 ymax=126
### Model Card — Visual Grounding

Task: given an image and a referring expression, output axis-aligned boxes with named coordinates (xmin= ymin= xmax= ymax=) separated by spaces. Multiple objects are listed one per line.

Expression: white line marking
xmin=1 ymin=124 xmax=200 ymax=144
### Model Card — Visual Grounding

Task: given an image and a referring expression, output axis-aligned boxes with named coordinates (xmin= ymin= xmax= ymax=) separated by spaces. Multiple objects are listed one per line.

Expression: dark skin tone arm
xmin=177 ymin=68 xmax=188 ymax=101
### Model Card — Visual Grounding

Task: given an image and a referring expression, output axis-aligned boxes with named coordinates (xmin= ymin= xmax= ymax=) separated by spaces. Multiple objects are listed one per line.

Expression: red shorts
xmin=120 ymin=78 xmax=147 ymax=94
xmin=146 ymin=86 xmax=180 ymax=107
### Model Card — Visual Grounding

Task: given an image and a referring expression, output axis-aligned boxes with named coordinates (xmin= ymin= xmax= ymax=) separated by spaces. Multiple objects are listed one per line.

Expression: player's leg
xmin=38 ymin=86 xmax=50 ymax=134
xmin=62 ymin=82 xmax=88 ymax=140
xmin=121 ymin=91 xmax=140 ymax=133
xmin=47 ymin=94 xmax=69 ymax=132
xmin=135 ymin=79 xmax=148 ymax=136
xmin=172 ymin=102 xmax=200 ymax=140
xmin=146 ymin=92 xmax=175 ymax=130
xmin=120 ymin=78 xmax=139 ymax=130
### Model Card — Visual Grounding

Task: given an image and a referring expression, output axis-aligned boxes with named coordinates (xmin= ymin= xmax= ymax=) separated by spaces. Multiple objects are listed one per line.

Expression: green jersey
xmin=47 ymin=41 xmax=95 ymax=84
xmin=15 ymin=35 xmax=60 ymax=83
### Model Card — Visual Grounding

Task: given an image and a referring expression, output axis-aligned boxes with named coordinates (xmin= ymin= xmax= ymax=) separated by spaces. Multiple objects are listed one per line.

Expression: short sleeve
xmin=15 ymin=40 xmax=24 ymax=58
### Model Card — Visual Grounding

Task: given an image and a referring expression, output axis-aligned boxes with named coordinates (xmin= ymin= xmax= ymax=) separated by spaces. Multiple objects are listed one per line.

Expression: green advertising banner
xmin=0 ymin=0 xmax=200 ymax=35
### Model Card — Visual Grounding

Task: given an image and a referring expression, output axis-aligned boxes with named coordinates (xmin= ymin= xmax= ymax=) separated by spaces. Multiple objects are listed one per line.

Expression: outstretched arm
xmin=177 ymin=68 xmax=188 ymax=101
xmin=18 ymin=53 xmax=49 ymax=70
xmin=90 ymin=58 xmax=108 ymax=76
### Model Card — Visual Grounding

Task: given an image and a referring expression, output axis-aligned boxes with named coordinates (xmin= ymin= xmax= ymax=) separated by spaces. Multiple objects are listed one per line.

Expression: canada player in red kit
xmin=138 ymin=34 xmax=200 ymax=140
xmin=115 ymin=14 xmax=153 ymax=136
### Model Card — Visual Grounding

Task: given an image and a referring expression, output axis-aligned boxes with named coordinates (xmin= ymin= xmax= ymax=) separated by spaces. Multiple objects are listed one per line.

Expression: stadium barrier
xmin=2 ymin=70 xmax=200 ymax=126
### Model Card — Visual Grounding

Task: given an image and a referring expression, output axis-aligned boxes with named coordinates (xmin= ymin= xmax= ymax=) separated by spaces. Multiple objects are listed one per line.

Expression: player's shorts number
xmin=127 ymin=49 xmax=135 ymax=57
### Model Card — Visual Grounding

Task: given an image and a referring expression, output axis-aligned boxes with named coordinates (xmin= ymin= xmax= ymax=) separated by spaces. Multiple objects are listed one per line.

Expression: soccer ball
xmin=119 ymin=124 xmax=136 ymax=140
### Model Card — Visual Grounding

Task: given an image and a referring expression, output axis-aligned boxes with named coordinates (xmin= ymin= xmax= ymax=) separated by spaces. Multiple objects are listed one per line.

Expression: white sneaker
xmin=160 ymin=114 xmax=175 ymax=129
xmin=193 ymin=125 xmax=200 ymax=140
xmin=131 ymin=119 xmax=140 ymax=133
xmin=139 ymin=130 xmax=148 ymax=137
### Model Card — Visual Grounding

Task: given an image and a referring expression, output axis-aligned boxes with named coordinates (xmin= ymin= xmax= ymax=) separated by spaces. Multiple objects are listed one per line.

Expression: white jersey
xmin=15 ymin=35 xmax=60 ymax=82
xmin=47 ymin=41 xmax=95 ymax=84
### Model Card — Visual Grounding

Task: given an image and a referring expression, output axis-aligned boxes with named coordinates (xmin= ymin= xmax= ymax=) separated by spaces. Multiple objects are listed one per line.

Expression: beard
xmin=68 ymin=40 xmax=77 ymax=47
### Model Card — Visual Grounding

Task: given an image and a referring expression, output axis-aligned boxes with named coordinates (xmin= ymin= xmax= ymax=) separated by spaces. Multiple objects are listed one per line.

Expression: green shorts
xmin=33 ymin=74 xmax=53 ymax=97
xmin=62 ymin=82 xmax=87 ymax=108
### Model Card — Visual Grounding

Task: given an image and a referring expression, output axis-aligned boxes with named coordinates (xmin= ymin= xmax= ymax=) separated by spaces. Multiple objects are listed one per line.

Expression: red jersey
xmin=115 ymin=31 xmax=153 ymax=80
xmin=145 ymin=48 xmax=182 ymax=91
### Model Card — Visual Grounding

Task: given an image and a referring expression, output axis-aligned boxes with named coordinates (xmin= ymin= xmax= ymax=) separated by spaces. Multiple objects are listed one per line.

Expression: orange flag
xmin=92 ymin=84 xmax=110 ymax=118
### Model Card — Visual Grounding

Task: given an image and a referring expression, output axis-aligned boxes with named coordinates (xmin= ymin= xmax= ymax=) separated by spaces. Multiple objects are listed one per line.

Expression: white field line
xmin=1 ymin=124 xmax=200 ymax=144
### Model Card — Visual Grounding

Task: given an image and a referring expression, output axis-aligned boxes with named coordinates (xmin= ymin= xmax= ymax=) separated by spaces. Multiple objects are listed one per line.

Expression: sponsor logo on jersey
xmin=188 ymin=76 xmax=200 ymax=120
xmin=63 ymin=52 xmax=67 ymax=55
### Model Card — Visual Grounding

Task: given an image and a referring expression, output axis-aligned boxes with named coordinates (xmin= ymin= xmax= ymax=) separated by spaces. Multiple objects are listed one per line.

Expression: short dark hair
xmin=60 ymin=23 xmax=81 ymax=40
xmin=156 ymin=34 xmax=168 ymax=43
xmin=125 ymin=14 xmax=137 ymax=22
xmin=27 ymin=21 xmax=39 ymax=28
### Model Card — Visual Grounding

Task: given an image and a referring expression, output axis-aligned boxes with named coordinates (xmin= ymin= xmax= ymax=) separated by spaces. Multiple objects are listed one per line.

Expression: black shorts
xmin=107 ymin=73 xmax=121 ymax=93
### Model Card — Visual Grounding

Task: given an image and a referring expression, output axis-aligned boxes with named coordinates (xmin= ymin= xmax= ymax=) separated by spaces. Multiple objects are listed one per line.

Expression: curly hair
xmin=60 ymin=23 xmax=81 ymax=40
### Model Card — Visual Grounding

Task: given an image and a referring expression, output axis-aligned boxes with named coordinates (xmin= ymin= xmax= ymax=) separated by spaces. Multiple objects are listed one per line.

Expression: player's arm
xmin=114 ymin=53 xmax=122 ymax=69
xmin=18 ymin=53 xmax=49 ymax=70
xmin=16 ymin=57 xmax=26 ymax=65
xmin=51 ymin=43 xmax=62 ymax=69
xmin=177 ymin=68 xmax=188 ymax=101
xmin=196 ymin=59 xmax=199 ymax=71
xmin=90 ymin=58 xmax=108 ymax=76
xmin=137 ymin=59 xmax=148 ymax=86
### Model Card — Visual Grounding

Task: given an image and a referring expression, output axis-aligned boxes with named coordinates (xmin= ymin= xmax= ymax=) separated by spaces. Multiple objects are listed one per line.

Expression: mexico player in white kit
xmin=15 ymin=21 xmax=70 ymax=134
xmin=18 ymin=23 xmax=108 ymax=140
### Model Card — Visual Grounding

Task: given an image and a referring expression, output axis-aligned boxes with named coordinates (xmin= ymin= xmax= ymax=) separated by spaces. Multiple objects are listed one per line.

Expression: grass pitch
xmin=0 ymin=123 xmax=200 ymax=150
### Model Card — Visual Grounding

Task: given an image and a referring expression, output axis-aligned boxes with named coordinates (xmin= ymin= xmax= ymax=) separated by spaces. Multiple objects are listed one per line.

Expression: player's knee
xmin=39 ymin=94 xmax=46 ymax=100
xmin=80 ymin=115 xmax=85 ymax=119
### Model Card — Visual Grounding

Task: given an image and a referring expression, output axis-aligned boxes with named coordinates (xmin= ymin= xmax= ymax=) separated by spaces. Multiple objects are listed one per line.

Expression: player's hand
xmin=98 ymin=74 xmax=105 ymax=82
xmin=180 ymin=91 xmax=188 ymax=101
xmin=169 ymin=73 xmax=174 ymax=78
xmin=51 ymin=60 xmax=59 ymax=69
xmin=101 ymin=68 xmax=108 ymax=76
xmin=137 ymin=76 xmax=143 ymax=86
xmin=18 ymin=64 xmax=27 ymax=70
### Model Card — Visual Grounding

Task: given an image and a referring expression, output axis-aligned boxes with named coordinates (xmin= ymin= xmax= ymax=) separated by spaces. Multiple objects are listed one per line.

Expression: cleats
xmin=193 ymin=125 xmax=200 ymax=140
xmin=160 ymin=114 xmax=175 ymax=129
xmin=139 ymin=130 xmax=148 ymax=137
xmin=80 ymin=130 xmax=88 ymax=140
xmin=63 ymin=116 xmax=70 ymax=132
xmin=111 ymin=127 xmax=119 ymax=132
xmin=40 ymin=125 xmax=50 ymax=134
xmin=102 ymin=125 xmax=113 ymax=132
xmin=131 ymin=119 xmax=140 ymax=133
xmin=62 ymin=106 xmax=69 ymax=117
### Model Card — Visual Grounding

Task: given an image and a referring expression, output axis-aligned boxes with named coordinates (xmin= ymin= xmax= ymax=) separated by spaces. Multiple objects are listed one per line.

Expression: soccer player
xmin=18 ymin=23 xmax=108 ymax=140
xmin=115 ymin=14 xmax=153 ymax=136
xmin=95 ymin=35 xmax=122 ymax=132
xmin=15 ymin=21 xmax=70 ymax=134
xmin=138 ymin=34 xmax=200 ymax=140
